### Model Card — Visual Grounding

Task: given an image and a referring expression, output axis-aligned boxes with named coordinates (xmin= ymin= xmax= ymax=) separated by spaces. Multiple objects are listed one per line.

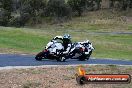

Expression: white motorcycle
xmin=35 ymin=36 xmax=94 ymax=61
xmin=68 ymin=40 xmax=94 ymax=61
xmin=35 ymin=36 xmax=66 ymax=61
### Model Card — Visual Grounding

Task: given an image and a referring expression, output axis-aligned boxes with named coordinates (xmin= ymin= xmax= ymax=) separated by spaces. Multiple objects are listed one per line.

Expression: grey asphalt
xmin=0 ymin=54 xmax=132 ymax=67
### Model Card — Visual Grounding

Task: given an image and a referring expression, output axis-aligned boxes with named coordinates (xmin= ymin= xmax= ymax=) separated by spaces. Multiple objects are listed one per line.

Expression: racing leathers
xmin=62 ymin=38 xmax=72 ymax=55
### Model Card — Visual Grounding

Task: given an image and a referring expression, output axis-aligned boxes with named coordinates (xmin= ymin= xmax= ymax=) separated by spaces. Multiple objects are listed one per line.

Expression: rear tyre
xmin=79 ymin=54 xmax=86 ymax=61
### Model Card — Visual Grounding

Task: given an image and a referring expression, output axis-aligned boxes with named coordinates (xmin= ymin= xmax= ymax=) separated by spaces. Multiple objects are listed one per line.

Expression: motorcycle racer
xmin=47 ymin=34 xmax=72 ymax=55
xmin=46 ymin=36 xmax=63 ymax=55
xmin=35 ymin=35 xmax=94 ymax=61
xmin=62 ymin=34 xmax=72 ymax=54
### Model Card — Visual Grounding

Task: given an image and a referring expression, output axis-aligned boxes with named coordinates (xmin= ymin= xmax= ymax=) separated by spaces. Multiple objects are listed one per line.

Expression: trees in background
xmin=46 ymin=0 xmax=71 ymax=17
xmin=0 ymin=0 xmax=132 ymax=27
xmin=19 ymin=0 xmax=47 ymax=25
xmin=94 ymin=0 xmax=102 ymax=10
xmin=67 ymin=0 xmax=86 ymax=16
xmin=0 ymin=0 xmax=12 ymax=26
xmin=8 ymin=0 xmax=47 ymax=27
xmin=109 ymin=0 xmax=132 ymax=10
xmin=0 ymin=0 xmax=13 ymax=12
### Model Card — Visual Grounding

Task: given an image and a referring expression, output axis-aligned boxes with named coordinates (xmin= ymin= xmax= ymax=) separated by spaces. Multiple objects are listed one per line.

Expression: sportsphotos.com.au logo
xmin=75 ymin=66 xmax=131 ymax=85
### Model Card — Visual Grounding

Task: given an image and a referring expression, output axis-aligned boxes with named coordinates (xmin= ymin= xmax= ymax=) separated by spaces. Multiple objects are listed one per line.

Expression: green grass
xmin=128 ymin=25 xmax=132 ymax=30
xmin=0 ymin=26 xmax=132 ymax=60
xmin=0 ymin=10 xmax=132 ymax=60
xmin=0 ymin=27 xmax=51 ymax=53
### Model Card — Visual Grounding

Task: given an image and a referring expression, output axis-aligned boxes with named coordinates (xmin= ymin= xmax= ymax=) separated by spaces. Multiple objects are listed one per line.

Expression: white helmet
xmin=84 ymin=40 xmax=90 ymax=43
xmin=63 ymin=34 xmax=71 ymax=40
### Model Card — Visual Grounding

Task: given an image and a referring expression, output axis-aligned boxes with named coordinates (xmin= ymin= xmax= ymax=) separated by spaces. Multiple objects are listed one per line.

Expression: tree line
xmin=0 ymin=0 xmax=132 ymax=27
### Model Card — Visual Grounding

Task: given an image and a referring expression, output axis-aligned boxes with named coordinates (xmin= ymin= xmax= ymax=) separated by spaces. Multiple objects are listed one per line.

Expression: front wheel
xmin=35 ymin=56 xmax=42 ymax=61
xmin=35 ymin=52 xmax=44 ymax=61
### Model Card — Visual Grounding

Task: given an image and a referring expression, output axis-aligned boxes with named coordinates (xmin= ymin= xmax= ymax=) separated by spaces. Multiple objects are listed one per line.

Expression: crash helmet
xmin=85 ymin=40 xmax=90 ymax=43
xmin=63 ymin=34 xmax=71 ymax=40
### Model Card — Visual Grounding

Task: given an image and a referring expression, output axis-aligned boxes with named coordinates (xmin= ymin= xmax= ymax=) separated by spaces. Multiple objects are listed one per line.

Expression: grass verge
xmin=0 ymin=27 xmax=132 ymax=60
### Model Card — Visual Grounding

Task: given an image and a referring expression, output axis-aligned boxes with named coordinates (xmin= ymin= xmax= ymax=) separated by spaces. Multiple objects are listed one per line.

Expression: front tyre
xmin=35 ymin=52 xmax=44 ymax=61
xmin=35 ymin=56 xmax=42 ymax=61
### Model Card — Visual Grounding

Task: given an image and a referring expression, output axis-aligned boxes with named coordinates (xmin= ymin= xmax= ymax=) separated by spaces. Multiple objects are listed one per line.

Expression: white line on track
xmin=0 ymin=64 xmax=132 ymax=70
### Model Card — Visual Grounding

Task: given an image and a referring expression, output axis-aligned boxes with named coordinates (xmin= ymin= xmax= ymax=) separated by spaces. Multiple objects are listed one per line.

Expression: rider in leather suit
xmin=62 ymin=34 xmax=72 ymax=54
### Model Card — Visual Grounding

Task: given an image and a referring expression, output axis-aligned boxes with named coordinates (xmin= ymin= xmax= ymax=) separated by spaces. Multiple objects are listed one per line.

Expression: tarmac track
xmin=0 ymin=54 xmax=132 ymax=67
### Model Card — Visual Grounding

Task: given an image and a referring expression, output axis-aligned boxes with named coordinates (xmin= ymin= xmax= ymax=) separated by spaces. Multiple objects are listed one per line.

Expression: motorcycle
xmin=35 ymin=36 xmax=94 ymax=61
xmin=68 ymin=40 xmax=94 ymax=61
xmin=35 ymin=36 xmax=66 ymax=61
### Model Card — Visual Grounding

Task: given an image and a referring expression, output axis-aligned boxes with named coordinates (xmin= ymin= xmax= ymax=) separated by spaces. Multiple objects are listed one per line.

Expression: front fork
xmin=43 ymin=49 xmax=50 ymax=58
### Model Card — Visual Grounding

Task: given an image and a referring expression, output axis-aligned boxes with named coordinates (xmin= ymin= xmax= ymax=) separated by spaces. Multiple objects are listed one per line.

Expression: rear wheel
xmin=79 ymin=55 xmax=86 ymax=61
